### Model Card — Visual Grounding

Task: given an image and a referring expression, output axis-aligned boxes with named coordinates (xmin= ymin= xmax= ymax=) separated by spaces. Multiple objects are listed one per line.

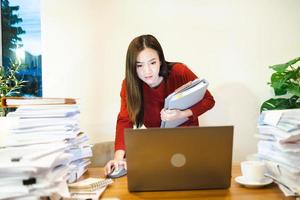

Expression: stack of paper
xmin=0 ymin=101 xmax=92 ymax=199
xmin=0 ymin=142 xmax=71 ymax=199
xmin=255 ymin=109 xmax=300 ymax=197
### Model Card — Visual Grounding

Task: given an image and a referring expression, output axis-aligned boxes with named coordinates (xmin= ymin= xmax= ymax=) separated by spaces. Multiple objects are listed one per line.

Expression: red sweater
xmin=115 ymin=63 xmax=215 ymax=151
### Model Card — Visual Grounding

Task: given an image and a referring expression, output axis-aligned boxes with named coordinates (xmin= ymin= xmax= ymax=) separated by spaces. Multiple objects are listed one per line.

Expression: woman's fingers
xmin=119 ymin=160 xmax=127 ymax=170
xmin=104 ymin=161 xmax=112 ymax=175
xmin=104 ymin=160 xmax=117 ymax=175
xmin=104 ymin=159 xmax=127 ymax=175
xmin=161 ymin=109 xmax=180 ymax=121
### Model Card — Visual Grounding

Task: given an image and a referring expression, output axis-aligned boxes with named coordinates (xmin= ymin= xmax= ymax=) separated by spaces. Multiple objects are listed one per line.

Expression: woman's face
xmin=136 ymin=48 xmax=162 ymax=87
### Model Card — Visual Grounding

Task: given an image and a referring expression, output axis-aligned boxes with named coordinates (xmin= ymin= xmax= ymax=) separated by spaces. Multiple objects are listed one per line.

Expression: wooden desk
xmin=83 ymin=164 xmax=295 ymax=200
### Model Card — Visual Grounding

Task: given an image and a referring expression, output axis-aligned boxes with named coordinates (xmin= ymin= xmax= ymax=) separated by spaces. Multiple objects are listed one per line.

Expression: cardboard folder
xmin=1 ymin=97 xmax=77 ymax=108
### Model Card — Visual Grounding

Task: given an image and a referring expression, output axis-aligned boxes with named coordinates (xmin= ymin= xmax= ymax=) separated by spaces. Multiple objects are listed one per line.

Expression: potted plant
xmin=260 ymin=56 xmax=300 ymax=112
xmin=0 ymin=61 xmax=26 ymax=116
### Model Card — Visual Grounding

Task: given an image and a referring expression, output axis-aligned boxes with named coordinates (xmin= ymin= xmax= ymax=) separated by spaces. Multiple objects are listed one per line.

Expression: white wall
xmin=41 ymin=0 xmax=300 ymax=161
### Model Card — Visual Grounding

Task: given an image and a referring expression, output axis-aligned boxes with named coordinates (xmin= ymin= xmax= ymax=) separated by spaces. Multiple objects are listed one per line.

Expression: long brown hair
xmin=125 ymin=34 xmax=171 ymax=127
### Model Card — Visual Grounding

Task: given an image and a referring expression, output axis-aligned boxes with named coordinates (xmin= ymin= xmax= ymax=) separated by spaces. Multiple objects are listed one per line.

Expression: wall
xmin=41 ymin=0 xmax=300 ymax=161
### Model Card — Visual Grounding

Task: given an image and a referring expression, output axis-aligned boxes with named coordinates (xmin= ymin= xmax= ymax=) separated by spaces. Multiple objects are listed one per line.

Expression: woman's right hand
xmin=104 ymin=159 xmax=127 ymax=176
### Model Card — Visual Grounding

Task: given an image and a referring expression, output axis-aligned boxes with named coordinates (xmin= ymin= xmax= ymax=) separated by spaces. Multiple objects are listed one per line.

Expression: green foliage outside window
xmin=1 ymin=0 xmax=25 ymax=62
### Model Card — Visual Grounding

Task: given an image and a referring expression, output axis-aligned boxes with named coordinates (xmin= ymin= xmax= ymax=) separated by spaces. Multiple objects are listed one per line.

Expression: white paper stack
xmin=0 ymin=103 xmax=92 ymax=199
xmin=0 ymin=142 xmax=71 ymax=199
xmin=255 ymin=109 xmax=300 ymax=196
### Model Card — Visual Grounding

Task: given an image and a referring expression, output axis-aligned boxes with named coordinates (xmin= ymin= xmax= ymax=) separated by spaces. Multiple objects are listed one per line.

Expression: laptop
xmin=124 ymin=126 xmax=234 ymax=192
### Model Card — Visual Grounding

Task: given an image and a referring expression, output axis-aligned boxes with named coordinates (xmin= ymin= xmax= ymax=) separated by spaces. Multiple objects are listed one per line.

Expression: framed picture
xmin=1 ymin=0 xmax=42 ymax=97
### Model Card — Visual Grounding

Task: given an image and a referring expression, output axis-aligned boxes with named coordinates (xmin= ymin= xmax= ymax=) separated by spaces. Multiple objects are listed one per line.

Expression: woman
xmin=104 ymin=34 xmax=215 ymax=175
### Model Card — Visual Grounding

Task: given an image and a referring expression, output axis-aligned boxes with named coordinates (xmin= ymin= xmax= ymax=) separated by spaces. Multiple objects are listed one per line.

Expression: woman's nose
xmin=144 ymin=64 xmax=152 ymax=73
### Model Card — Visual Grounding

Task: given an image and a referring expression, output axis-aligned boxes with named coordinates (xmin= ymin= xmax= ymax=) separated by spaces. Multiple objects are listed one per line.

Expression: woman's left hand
xmin=160 ymin=108 xmax=192 ymax=121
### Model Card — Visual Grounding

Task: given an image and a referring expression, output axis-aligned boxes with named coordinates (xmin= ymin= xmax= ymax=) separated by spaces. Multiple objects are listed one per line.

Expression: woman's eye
xmin=151 ymin=61 xmax=156 ymax=65
xmin=136 ymin=64 xmax=142 ymax=68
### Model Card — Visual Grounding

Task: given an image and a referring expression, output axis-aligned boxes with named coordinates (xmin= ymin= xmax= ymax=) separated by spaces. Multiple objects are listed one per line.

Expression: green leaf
xmin=0 ymin=62 xmax=26 ymax=103
xmin=287 ymin=69 xmax=299 ymax=80
xmin=270 ymin=72 xmax=285 ymax=89
xmin=270 ymin=63 xmax=289 ymax=73
xmin=289 ymin=95 xmax=299 ymax=104
xmin=260 ymin=98 xmax=294 ymax=112
xmin=287 ymin=84 xmax=300 ymax=96
xmin=270 ymin=57 xmax=300 ymax=72
xmin=270 ymin=71 xmax=296 ymax=96
xmin=286 ymin=56 xmax=300 ymax=66
xmin=274 ymin=88 xmax=287 ymax=96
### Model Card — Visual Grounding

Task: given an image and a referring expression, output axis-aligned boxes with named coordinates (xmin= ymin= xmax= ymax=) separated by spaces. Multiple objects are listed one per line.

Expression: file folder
xmin=161 ymin=78 xmax=209 ymax=128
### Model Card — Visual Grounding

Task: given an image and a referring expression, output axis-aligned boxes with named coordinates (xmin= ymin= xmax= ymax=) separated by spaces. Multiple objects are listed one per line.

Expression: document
xmin=161 ymin=78 xmax=209 ymax=128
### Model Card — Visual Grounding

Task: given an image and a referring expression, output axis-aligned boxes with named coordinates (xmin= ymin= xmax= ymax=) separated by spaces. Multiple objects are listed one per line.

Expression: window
xmin=1 ymin=0 xmax=42 ymax=97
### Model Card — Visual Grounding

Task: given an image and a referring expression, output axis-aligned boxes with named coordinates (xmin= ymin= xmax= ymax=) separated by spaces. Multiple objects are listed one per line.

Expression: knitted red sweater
xmin=115 ymin=63 xmax=215 ymax=151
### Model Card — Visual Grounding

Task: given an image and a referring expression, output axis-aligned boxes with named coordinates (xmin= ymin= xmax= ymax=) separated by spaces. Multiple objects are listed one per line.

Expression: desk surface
xmin=83 ymin=164 xmax=295 ymax=200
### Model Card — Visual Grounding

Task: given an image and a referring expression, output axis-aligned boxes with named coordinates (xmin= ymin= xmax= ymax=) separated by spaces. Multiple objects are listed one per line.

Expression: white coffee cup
xmin=240 ymin=160 xmax=266 ymax=183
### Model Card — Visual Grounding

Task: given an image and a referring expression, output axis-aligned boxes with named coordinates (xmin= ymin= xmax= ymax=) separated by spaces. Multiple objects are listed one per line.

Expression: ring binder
xmin=161 ymin=78 xmax=209 ymax=128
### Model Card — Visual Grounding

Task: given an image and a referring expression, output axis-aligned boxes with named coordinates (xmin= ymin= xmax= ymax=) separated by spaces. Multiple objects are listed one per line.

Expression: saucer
xmin=235 ymin=176 xmax=273 ymax=188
